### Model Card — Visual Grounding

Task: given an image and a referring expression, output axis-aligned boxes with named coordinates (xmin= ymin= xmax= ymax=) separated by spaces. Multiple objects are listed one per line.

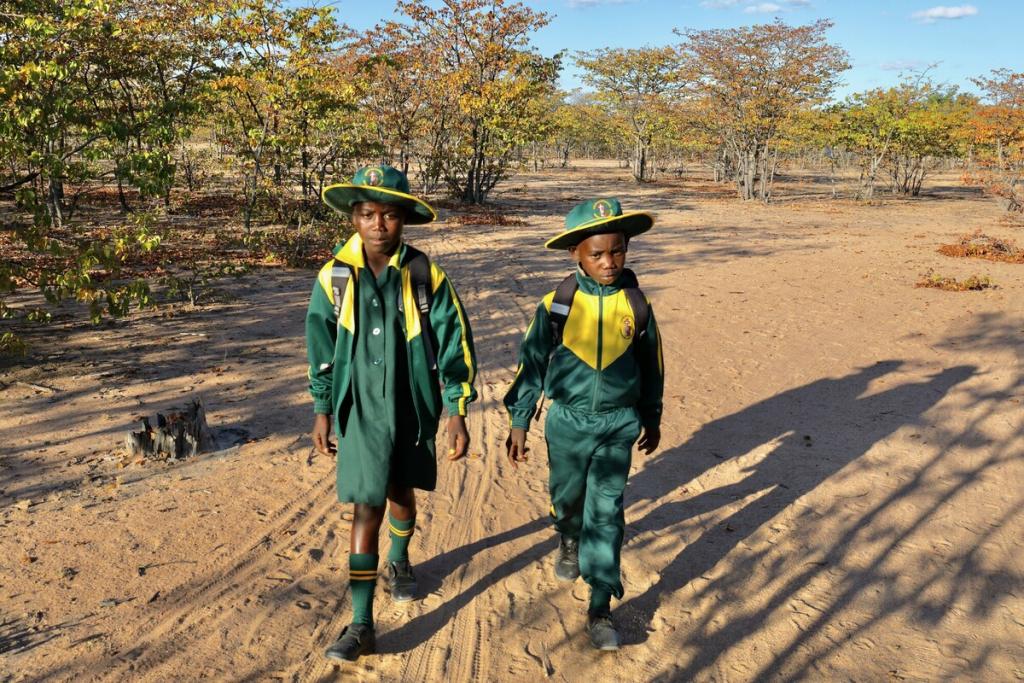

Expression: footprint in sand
xmin=422 ymin=590 xmax=445 ymax=608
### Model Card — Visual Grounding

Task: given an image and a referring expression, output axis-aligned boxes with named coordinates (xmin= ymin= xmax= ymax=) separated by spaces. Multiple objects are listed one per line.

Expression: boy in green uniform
xmin=306 ymin=165 xmax=477 ymax=661
xmin=504 ymin=198 xmax=663 ymax=651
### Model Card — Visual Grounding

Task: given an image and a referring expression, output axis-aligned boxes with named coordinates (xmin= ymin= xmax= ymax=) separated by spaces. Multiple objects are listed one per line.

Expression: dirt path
xmin=2 ymin=162 xmax=1023 ymax=681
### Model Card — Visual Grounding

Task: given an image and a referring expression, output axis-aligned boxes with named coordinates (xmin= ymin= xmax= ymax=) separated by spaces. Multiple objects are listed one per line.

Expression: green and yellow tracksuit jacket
xmin=306 ymin=235 xmax=477 ymax=444
xmin=504 ymin=268 xmax=663 ymax=430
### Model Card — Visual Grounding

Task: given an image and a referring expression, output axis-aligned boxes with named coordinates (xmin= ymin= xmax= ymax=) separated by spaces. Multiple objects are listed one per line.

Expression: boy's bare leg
xmin=386 ymin=483 xmax=416 ymax=521
xmin=328 ymin=487 xmax=419 ymax=657
xmin=384 ymin=485 xmax=418 ymax=602
xmin=325 ymin=504 xmax=383 ymax=661
xmin=347 ymin=503 xmax=384 ymax=628
xmin=351 ymin=504 xmax=386 ymax=553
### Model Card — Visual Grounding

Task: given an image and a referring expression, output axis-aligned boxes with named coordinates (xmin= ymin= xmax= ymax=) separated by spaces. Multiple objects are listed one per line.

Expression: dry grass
xmin=916 ymin=269 xmax=996 ymax=291
xmin=442 ymin=209 xmax=528 ymax=227
xmin=938 ymin=230 xmax=1024 ymax=263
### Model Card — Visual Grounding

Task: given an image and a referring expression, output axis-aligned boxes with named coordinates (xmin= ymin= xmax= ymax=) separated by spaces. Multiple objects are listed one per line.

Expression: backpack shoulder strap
xmin=549 ymin=272 xmax=578 ymax=347
xmin=405 ymin=246 xmax=433 ymax=310
xmin=329 ymin=258 xmax=352 ymax=320
xmin=620 ymin=268 xmax=650 ymax=343
xmin=404 ymin=246 xmax=437 ymax=371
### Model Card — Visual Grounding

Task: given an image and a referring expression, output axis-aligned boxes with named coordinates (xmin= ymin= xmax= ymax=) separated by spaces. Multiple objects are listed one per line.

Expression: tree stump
xmin=124 ymin=397 xmax=219 ymax=460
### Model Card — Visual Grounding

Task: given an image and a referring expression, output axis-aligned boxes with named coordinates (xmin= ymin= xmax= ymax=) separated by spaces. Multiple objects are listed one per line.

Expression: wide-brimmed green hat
xmin=322 ymin=165 xmax=436 ymax=224
xmin=545 ymin=198 xmax=653 ymax=250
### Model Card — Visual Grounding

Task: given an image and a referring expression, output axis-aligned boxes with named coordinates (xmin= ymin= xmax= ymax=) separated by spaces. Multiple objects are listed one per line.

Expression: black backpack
xmin=548 ymin=268 xmax=651 ymax=348
xmin=329 ymin=245 xmax=437 ymax=370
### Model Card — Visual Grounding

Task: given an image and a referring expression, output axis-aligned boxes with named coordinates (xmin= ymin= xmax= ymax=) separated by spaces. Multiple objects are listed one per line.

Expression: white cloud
xmin=880 ymin=59 xmax=928 ymax=71
xmin=703 ymin=0 xmax=811 ymax=11
xmin=911 ymin=4 xmax=979 ymax=23
xmin=744 ymin=2 xmax=782 ymax=12
xmin=567 ymin=0 xmax=632 ymax=7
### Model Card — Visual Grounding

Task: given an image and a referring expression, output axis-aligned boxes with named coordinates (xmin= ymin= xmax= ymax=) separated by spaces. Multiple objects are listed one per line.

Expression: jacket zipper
xmin=407 ymin=336 xmax=424 ymax=446
xmin=399 ymin=273 xmax=425 ymax=446
xmin=592 ymin=284 xmax=604 ymax=411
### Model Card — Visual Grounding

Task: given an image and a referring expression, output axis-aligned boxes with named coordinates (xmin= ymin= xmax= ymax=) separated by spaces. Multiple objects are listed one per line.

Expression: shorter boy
xmin=504 ymin=198 xmax=664 ymax=651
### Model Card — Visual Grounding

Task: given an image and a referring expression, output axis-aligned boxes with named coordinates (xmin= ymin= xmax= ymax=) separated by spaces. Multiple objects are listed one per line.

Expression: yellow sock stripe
xmin=349 ymin=571 xmax=378 ymax=579
xmin=389 ymin=523 xmax=414 ymax=537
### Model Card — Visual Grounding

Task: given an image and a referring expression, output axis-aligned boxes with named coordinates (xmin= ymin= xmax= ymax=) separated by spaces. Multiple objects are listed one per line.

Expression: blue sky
xmin=332 ymin=1 xmax=1021 ymax=100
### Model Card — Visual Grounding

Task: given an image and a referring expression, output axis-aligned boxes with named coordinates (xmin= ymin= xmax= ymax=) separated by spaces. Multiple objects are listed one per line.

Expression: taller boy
xmin=306 ymin=165 xmax=477 ymax=661
xmin=504 ymin=198 xmax=663 ymax=651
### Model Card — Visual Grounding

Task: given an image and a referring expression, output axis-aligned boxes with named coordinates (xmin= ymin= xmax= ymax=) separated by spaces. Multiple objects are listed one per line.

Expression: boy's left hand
xmin=446 ymin=415 xmax=470 ymax=461
xmin=638 ymin=425 xmax=661 ymax=454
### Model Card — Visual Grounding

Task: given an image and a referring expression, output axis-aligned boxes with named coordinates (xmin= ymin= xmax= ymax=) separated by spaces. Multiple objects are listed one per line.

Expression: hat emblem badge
xmin=593 ymin=200 xmax=612 ymax=218
xmin=366 ymin=168 xmax=383 ymax=186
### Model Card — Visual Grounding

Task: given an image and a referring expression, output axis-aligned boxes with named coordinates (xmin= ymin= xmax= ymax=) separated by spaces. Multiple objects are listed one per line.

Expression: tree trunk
xmin=634 ymin=141 xmax=648 ymax=183
xmin=243 ymin=170 xmax=257 ymax=234
xmin=47 ymin=177 xmax=64 ymax=229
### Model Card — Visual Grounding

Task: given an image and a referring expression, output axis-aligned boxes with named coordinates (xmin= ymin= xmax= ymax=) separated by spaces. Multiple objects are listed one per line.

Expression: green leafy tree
xmin=214 ymin=0 xmax=364 ymax=230
xmin=0 ymin=0 xmax=219 ymax=350
xmin=396 ymin=0 xmax=560 ymax=204
xmin=546 ymin=92 xmax=615 ymax=167
xmin=838 ymin=75 xmax=971 ymax=198
xmin=886 ymin=87 xmax=974 ymax=196
xmin=576 ymin=46 xmax=686 ymax=183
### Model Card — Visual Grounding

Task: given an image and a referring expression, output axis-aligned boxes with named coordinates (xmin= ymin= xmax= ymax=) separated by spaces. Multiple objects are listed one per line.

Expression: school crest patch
xmin=593 ymin=199 xmax=613 ymax=219
xmin=365 ymin=167 xmax=384 ymax=186
xmin=620 ymin=315 xmax=635 ymax=340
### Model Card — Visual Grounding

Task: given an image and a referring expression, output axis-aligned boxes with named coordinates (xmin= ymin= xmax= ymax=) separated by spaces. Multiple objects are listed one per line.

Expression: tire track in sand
xmin=93 ymin=460 xmax=338 ymax=681
xmin=297 ymin=225 xmax=501 ymax=682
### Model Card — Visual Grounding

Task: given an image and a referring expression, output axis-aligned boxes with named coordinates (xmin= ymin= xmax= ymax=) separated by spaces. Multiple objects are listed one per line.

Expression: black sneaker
xmin=586 ymin=613 xmax=620 ymax=651
xmin=324 ymin=623 xmax=376 ymax=661
xmin=554 ymin=536 xmax=580 ymax=581
xmin=387 ymin=559 xmax=417 ymax=603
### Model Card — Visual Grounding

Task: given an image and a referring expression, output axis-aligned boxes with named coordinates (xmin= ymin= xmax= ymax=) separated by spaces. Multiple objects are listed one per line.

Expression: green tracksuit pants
xmin=544 ymin=401 xmax=641 ymax=600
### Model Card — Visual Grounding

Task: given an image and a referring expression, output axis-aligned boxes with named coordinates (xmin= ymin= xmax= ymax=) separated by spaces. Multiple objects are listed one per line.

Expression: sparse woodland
xmin=2 ymin=0 xmax=1022 ymax=351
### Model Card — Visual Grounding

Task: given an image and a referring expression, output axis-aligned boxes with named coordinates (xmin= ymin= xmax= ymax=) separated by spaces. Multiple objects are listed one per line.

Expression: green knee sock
xmin=386 ymin=514 xmax=415 ymax=563
xmin=589 ymin=588 xmax=612 ymax=616
xmin=349 ymin=553 xmax=378 ymax=625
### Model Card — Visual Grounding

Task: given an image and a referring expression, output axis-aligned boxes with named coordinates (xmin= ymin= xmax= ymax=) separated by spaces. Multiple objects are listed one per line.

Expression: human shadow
xmin=616 ymin=360 xmax=980 ymax=677
xmin=375 ymin=516 xmax=553 ymax=654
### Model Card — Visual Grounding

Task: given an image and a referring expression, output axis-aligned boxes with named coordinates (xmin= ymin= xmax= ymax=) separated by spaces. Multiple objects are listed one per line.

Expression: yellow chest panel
xmin=560 ymin=289 xmax=638 ymax=370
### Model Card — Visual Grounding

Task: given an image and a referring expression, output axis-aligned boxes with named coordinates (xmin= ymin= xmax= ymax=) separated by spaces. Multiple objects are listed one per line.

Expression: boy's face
xmin=569 ymin=232 xmax=627 ymax=285
xmin=352 ymin=201 xmax=405 ymax=258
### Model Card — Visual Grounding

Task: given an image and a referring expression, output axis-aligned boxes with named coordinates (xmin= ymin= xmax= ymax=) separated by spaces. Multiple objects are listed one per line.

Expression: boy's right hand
xmin=505 ymin=428 xmax=529 ymax=469
xmin=312 ymin=413 xmax=336 ymax=456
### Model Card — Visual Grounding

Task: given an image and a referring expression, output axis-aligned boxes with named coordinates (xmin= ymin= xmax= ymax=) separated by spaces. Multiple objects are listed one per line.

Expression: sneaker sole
xmin=325 ymin=645 xmax=375 ymax=662
xmin=588 ymin=636 xmax=620 ymax=651
xmin=554 ymin=567 xmax=580 ymax=582
xmin=390 ymin=581 xmax=418 ymax=603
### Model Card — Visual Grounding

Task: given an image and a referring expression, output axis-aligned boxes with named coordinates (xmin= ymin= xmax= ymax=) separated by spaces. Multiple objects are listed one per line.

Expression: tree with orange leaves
xmin=576 ymin=46 xmax=686 ymax=183
xmin=676 ymin=20 xmax=849 ymax=202
xmin=967 ymin=69 xmax=1024 ymax=212
xmin=391 ymin=0 xmax=560 ymax=204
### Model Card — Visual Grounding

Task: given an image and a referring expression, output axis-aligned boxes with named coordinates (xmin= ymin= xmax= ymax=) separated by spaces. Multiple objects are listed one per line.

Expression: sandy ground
xmin=1 ymin=161 xmax=1023 ymax=682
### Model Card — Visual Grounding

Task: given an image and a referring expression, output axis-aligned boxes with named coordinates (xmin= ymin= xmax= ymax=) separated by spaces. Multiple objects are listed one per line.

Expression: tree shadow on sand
xmin=375 ymin=516 xmax=554 ymax=654
xmin=616 ymin=359 xmax=997 ymax=679
xmin=376 ymin=360 xmax=980 ymax=659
